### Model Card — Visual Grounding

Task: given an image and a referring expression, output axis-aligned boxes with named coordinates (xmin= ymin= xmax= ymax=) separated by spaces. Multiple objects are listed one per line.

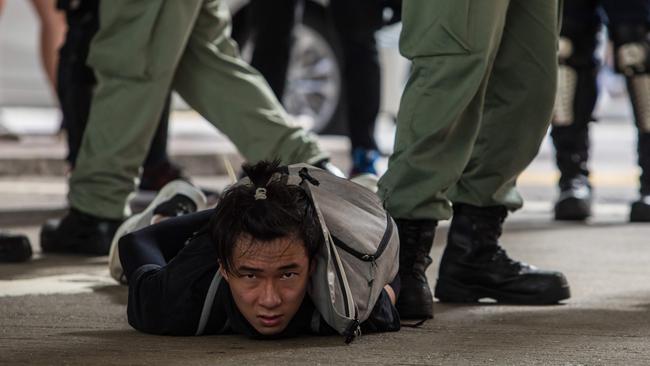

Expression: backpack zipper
xmin=332 ymin=214 xmax=394 ymax=262
xmin=329 ymin=234 xmax=353 ymax=319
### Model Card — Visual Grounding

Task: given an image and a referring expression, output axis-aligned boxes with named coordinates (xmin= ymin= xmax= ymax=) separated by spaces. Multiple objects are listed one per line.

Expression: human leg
xmin=56 ymin=0 xmax=99 ymax=165
xmin=139 ymin=96 xmax=186 ymax=192
xmin=551 ymin=0 xmax=600 ymax=220
xmin=605 ymin=0 xmax=650 ymax=221
xmin=329 ymin=0 xmax=383 ymax=175
xmin=247 ymin=0 xmax=298 ymax=99
xmin=42 ymin=0 xmax=205 ymax=255
xmin=30 ymin=0 xmax=66 ymax=91
xmin=173 ymin=0 xmax=327 ymax=165
xmin=56 ymin=0 xmax=179 ymax=183
xmin=436 ymin=0 xmax=570 ymax=304
xmin=378 ymin=0 xmax=511 ymax=318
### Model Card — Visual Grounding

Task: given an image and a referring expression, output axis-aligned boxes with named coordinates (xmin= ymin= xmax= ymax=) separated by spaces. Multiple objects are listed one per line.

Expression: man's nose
xmin=258 ymin=280 xmax=282 ymax=308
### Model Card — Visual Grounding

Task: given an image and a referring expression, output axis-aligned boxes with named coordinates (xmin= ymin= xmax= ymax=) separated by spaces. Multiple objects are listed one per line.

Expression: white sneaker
xmin=108 ymin=180 xmax=207 ymax=284
xmin=350 ymin=173 xmax=379 ymax=193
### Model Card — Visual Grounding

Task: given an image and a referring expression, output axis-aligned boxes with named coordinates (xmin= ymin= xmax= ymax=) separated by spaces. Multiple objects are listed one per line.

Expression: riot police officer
xmin=552 ymin=0 xmax=650 ymax=222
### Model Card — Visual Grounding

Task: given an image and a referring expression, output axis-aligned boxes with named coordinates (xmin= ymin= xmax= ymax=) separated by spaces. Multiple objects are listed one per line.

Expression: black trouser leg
xmin=143 ymin=96 xmax=171 ymax=167
xmin=606 ymin=4 xmax=650 ymax=220
xmin=57 ymin=1 xmax=98 ymax=165
xmin=551 ymin=1 xmax=600 ymax=184
xmin=329 ymin=0 xmax=382 ymax=151
xmin=246 ymin=0 xmax=298 ymax=99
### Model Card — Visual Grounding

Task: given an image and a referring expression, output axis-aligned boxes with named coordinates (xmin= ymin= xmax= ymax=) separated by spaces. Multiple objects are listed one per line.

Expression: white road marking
xmin=0 ymin=273 xmax=116 ymax=297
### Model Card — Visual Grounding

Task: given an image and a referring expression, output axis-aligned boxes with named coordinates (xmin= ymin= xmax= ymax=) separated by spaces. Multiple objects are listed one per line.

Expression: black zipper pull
xmin=299 ymin=167 xmax=320 ymax=186
xmin=343 ymin=319 xmax=361 ymax=344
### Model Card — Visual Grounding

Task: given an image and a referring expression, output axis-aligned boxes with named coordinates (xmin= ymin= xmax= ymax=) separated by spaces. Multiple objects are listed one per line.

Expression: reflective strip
xmin=195 ymin=272 xmax=222 ymax=336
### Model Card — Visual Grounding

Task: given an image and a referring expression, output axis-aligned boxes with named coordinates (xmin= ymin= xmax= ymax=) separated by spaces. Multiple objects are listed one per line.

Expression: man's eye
xmin=242 ymin=273 xmax=256 ymax=279
xmin=282 ymin=272 xmax=298 ymax=279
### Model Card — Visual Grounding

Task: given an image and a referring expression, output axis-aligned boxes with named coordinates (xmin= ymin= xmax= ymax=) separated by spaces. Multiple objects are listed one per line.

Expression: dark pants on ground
xmin=233 ymin=0 xmax=383 ymax=151
xmin=56 ymin=0 xmax=171 ymax=168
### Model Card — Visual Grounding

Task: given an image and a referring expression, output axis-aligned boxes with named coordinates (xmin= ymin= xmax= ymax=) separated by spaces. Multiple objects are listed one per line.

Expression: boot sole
xmin=554 ymin=197 xmax=591 ymax=221
xmin=630 ymin=202 xmax=650 ymax=222
xmin=435 ymin=277 xmax=571 ymax=305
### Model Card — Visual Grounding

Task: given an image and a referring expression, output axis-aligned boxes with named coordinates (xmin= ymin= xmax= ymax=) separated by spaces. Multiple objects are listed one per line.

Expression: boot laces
xmin=471 ymin=218 xmax=522 ymax=271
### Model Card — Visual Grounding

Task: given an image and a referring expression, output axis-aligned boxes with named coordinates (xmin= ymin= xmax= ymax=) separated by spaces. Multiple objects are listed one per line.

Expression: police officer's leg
xmin=172 ymin=0 xmax=327 ymax=165
xmin=42 ymin=0 xmax=205 ymax=255
xmin=551 ymin=0 xmax=600 ymax=221
xmin=437 ymin=0 xmax=570 ymax=304
xmin=378 ymin=0 xmax=512 ymax=318
xmin=605 ymin=0 xmax=650 ymax=221
xmin=57 ymin=0 xmax=99 ymax=166
xmin=246 ymin=0 xmax=298 ymax=99
xmin=139 ymin=95 xmax=186 ymax=192
xmin=329 ymin=0 xmax=383 ymax=175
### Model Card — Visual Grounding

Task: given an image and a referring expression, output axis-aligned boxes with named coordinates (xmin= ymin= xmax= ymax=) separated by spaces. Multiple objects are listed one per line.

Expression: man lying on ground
xmin=114 ymin=161 xmax=400 ymax=338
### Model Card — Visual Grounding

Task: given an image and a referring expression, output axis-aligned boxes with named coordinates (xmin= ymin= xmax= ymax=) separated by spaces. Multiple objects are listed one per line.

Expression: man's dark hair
xmin=209 ymin=160 xmax=324 ymax=274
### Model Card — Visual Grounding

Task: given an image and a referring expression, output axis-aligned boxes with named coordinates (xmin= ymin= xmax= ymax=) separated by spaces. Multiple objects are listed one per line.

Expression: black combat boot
xmin=40 ymin=208 xmax=122 ymax=256
xmin=395 ymin=219 xmax=437 ymax=319
xmin=0 ymin=232 xmax=32 ymax=262
xmin=435 ymin=204 xmax=570 ymax=304
xmin=551 ymin=125 xmax=593 ymax=221
xmin=631 ymin=132 xmax=650 ymax=221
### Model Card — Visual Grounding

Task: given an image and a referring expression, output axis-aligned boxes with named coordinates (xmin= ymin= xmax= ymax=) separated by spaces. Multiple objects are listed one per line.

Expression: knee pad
xmin=611 ymin=25 xmax=650 ymax=132
xmin=553 ymin=36 xmax=599 ymax=127
xmin=611 ymin=24 xmax=650 ymax=75
xmin=554 ymin=37 xmax=579 ymax=126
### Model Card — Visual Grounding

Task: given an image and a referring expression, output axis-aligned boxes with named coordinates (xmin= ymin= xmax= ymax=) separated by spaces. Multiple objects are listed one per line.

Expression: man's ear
xmin=218 ymin=262 xmax=229 ymax=281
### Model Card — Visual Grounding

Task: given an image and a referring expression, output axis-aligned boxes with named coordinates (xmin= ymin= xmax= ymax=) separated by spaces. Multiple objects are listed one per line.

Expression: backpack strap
xmin=195 ymin=271 xmax=223 ymax=336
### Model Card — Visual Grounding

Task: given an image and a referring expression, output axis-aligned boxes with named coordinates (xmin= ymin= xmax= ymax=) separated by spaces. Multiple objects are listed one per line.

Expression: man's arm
xmin=120 ymin=210 xmax=225 ymax=335
xmin=119 ymin=209 xmax=213 ymax=281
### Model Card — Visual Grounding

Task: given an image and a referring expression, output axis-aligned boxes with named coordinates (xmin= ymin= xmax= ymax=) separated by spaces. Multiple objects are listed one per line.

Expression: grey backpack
xmin=195 ymin=164 xmax=399 ymax=342
xmin=286 ymin=164 xmax=400 ymax=342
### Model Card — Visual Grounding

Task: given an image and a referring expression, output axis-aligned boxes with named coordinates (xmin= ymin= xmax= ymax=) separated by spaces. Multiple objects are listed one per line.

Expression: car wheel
xmin=231 ymin=1 xmax=345 ymax=134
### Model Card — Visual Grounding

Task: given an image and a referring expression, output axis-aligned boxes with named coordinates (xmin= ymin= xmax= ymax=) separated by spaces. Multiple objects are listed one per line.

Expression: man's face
xmin=220 ymin=235 xmax=312 ymax=336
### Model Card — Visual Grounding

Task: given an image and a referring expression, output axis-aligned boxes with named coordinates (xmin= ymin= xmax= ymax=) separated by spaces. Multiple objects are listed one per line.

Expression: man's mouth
xmin=258 ymin=314 xmax=283 ymax=327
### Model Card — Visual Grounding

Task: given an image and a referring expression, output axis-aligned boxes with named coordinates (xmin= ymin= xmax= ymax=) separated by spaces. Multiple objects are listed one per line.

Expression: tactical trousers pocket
xmin=399 ymin=0 xmax=472 ymax=58
xmin=87 ymin=0 xmax=166 ymax=79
